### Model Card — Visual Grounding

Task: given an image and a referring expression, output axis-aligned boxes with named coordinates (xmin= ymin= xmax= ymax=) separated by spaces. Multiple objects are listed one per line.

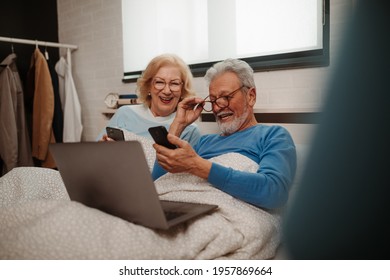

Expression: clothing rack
xmin=0 ymin=36 xmax=78 ymax=50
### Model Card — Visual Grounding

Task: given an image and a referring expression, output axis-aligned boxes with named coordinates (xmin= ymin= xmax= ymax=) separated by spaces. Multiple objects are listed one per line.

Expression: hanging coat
xmin=29 ymin=48 xmax=56 ymax=168
xmin=0 ymin=53 xmax=33 ymax=175
xmin=55 ymin=48 xmax=82 ymax=142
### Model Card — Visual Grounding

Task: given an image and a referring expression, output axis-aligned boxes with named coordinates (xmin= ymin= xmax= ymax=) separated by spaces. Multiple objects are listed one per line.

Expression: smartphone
xmin=148 ymin=126 xmax=177 ymax=149
xmin=106 ymin=127 xmax=125 ymax=141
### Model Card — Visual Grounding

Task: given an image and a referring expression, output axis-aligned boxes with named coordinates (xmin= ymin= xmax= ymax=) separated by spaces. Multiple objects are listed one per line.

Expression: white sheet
xmin=0 ymin=135 xmax=282 ymax=259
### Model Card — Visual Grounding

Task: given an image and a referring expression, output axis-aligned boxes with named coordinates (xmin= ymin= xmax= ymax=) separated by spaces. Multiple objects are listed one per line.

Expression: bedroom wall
xmin=56 ymin=0 xmax=354 ymax=141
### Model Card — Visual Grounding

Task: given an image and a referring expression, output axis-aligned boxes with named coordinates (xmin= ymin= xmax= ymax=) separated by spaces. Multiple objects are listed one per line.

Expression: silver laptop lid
xmin=50 ymin=141 xmax=168 ymax=229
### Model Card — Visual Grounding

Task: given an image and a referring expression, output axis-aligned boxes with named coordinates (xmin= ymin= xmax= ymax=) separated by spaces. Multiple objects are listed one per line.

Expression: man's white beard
xmin=217 ymin=105 xmax=249 ymax=136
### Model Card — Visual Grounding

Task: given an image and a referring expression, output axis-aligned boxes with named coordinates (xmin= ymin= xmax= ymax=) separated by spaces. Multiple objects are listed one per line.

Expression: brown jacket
xmin=30 ymin=49 xmax=56 ymax=168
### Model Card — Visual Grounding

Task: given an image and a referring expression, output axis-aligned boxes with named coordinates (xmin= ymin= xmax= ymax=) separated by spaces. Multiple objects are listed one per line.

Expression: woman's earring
xmin=148 ymin=92 xmax=151 ymax=96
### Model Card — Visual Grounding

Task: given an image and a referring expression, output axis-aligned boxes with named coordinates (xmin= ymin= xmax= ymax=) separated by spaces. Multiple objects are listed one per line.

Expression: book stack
xmin=117 ymin=94 xmax=140 ymax=107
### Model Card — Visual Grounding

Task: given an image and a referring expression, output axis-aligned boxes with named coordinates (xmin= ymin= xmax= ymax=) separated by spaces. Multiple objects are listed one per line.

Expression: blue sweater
xmin=153 ymin=124 xmax=297 ymax=209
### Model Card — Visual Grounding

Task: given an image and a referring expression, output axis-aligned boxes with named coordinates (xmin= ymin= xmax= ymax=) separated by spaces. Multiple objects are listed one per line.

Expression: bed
xmin=0 ymin=131 xmax=288 ymax=260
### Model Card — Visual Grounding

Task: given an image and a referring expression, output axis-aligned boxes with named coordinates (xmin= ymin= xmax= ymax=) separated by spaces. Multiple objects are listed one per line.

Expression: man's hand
xmin=153 ymin=133 xmax=211 ymax=179
xmin=169 ymin=96 xmax=205 ymax=137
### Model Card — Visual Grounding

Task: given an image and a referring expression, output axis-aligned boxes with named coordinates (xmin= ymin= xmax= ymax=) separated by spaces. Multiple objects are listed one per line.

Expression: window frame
xmin=122 ymin=0 xmax=329 ymax=82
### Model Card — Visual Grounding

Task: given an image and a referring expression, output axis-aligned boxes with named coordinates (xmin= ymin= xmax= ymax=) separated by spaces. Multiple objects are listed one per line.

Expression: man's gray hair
xmin=204 ymin=58 xmax=255 ymax=88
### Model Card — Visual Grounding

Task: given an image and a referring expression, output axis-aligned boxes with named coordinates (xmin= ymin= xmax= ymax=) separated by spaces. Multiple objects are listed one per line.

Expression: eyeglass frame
xmin=201 ymin=85 xmax=247 ymax=112
xmin=152 ymin=78 xmax=183 ymax=92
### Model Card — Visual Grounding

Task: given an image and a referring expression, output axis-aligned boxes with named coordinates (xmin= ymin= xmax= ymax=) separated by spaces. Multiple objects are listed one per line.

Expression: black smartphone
xmin=106 ymin=127 xmax=125 ymax=141
xmin=148 ymin=126 xmax=177 ymax=149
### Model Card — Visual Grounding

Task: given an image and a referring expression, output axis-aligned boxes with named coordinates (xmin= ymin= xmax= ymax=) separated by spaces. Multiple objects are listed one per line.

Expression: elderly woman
xmin=97 ymin=53 xmax=201 ymax=146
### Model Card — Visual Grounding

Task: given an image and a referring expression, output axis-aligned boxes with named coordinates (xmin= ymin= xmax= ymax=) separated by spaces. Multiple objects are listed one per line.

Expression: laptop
xmin=50 ymin=141 xmax=218 ymax=230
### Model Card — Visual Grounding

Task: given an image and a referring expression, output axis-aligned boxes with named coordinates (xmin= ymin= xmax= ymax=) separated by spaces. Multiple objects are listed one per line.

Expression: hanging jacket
xmin=55 ymin=48 xmax=82 ymax=142
xmin=28 ymin=48 xmax=56 ymax=168
xmin=0 ymin=53 xmax=33 ymax=175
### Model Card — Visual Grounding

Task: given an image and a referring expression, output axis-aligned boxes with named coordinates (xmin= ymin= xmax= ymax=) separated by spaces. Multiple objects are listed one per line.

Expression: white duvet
xmin=0 ymin=133 xmax=282 ymax=259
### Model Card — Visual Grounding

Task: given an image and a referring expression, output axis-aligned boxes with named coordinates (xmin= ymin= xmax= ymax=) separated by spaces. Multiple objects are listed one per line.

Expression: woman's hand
xmin=98 ymin=134 xmax=115 ymax=142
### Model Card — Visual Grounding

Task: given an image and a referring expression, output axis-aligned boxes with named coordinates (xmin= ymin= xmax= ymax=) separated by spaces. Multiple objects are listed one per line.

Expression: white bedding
xmin=0 ymin=133 xmax=282 ymax=260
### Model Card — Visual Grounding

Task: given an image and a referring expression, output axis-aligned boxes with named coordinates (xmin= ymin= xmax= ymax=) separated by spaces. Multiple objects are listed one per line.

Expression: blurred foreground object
xmin=283 ymin=0 xmax=390 ymax=259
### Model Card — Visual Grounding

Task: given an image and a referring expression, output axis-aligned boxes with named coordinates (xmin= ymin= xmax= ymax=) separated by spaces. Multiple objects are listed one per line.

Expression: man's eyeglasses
xmin=153 ymin=78 xmax=183 ymax=92
xmin=201 ymin=86 xmax=246 ymax=112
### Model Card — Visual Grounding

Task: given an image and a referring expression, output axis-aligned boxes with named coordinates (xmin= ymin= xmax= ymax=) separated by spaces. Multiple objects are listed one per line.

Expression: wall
xmin=57 ymin=0 xmax=354 ymax=141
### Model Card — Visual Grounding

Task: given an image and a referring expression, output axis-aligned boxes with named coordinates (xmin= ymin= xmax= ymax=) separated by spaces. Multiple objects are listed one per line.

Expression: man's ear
xmin=247 ymin=87 xmax=257 ymax=106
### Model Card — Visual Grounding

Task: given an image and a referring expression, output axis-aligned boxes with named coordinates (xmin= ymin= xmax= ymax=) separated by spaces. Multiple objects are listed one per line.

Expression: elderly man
xmin=152 ymin=58 xmax=296 ymax=209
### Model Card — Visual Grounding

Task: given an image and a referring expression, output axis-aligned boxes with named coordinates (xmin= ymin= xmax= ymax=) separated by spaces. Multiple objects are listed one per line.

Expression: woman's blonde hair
xmin=137 ymin=54 xmax=195 ymax=107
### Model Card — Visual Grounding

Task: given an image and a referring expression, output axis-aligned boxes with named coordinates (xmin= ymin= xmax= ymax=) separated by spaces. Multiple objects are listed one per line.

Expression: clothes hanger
xmin=44 ymin=43 xmax=49 ymax=60
xmin=11 ymin=38 xmax=14 ymax=53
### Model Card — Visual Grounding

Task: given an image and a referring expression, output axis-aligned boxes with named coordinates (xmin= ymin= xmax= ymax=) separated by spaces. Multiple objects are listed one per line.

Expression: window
xmin=122 ymin=0 xmax=329 ymax=81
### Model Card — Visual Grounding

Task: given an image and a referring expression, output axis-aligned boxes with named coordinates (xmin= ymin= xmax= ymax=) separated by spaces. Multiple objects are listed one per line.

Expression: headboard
xmin=197 ymin=111 xmax=319 ymax=145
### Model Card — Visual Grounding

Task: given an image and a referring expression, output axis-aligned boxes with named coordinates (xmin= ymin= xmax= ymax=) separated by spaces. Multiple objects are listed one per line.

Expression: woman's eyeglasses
xmin=201 ymin=86 xmax=246 ymax=112
xmin=153 ymin=78 xmax=183 ymax=92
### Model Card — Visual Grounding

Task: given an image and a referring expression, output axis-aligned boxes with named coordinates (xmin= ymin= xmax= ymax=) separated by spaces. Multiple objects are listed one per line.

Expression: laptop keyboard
xmin=164 ymin=210 xmax=185 ymax=221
